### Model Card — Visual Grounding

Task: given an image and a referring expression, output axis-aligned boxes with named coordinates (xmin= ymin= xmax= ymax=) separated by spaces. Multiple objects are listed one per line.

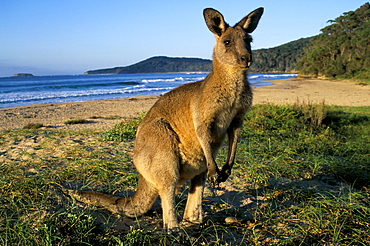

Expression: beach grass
xmin=0 ymin=103 xmax=369 ymax=245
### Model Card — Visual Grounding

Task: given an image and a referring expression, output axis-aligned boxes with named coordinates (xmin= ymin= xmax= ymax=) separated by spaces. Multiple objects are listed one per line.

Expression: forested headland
xmin=249 ymin=38 xmax=310 ymax=73
xmin=85 ymin=38 xmax=310 ymax=75
xmin=297 ymin=3 xmax=370 ymax=79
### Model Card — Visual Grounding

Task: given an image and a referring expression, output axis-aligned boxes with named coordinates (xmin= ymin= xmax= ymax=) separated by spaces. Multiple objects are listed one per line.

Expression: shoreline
xmin=0 ymin=95 xmax=160 ymax=131
xmin=253 ymin=78 xmax=370 ymax=106
xmin=0 ymin=78 xmax=369 ymax=131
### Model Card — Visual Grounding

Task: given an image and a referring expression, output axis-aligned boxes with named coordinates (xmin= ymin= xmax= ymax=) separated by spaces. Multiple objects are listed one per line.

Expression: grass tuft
xmin=102 ymin=113 xmax=145 ymax=142
xmin=22 ymin=123 xmax=44 ymax=129
xmin=64 ymin=119 xmax=88 ymax=125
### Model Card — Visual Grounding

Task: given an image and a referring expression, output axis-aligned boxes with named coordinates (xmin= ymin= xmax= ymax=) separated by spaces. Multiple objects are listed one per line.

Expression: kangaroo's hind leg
xmin=134 ymin=118 xmax=181 ymax=232
xmin=183 ymin=172 xmax=206 ymax=224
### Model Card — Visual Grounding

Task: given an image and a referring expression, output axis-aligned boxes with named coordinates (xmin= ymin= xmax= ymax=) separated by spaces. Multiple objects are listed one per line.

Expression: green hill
xmin=85 ymin=38 xmax=311 ymax=75
xmin=85 ymin=56 xmax=212 ymax=74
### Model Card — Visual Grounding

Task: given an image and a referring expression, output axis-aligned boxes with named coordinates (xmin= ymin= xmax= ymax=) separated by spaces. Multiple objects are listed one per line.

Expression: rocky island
xmin=12 ymin=73 xmax=34 ymax=77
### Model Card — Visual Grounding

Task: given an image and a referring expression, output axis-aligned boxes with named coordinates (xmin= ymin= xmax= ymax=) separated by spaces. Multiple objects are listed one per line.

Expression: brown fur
xmin=68 ymin=7 xmax=263 ymax=232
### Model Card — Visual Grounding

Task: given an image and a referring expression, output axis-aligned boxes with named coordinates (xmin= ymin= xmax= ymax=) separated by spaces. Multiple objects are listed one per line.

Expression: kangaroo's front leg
xmin=194 ymin=123 xmax=221 ymax=187
xmin=218 ymin=117 xmax=244 ymax=183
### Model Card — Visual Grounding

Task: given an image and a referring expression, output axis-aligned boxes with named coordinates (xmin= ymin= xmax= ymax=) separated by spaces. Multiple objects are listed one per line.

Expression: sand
xmin=0 ymin=78 xmax=369 ymax=131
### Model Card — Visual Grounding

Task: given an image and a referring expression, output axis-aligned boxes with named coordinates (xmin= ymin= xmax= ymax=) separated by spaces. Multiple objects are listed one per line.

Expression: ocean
xmin=0 ymin=73 xmax=297 ymax=109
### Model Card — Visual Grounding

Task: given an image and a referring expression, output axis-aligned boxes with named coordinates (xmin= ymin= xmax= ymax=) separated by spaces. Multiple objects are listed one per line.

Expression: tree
xmin=297 ymin=3 xmax=370 ymax=79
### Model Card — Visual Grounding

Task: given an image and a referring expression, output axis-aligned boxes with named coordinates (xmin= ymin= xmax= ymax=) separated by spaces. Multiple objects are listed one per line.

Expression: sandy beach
xmin=0 ymin=78 xmax=369 ymax=131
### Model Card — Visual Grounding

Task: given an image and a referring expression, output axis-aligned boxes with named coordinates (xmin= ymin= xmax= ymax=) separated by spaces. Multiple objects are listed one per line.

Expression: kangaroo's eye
xmin=224 ymin=40 xmax=231 ymax=46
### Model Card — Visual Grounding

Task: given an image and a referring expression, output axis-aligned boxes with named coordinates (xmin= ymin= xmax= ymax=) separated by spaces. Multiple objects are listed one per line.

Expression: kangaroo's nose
xmin=240 ymin=55 xmax=251 ymax=67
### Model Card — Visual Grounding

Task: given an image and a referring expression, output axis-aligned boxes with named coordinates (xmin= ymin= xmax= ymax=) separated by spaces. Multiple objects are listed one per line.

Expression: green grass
xmin=0 ymin=104 xmax=369 ymax=245
xmin=102 ymin=114 xmax=144 ymax=142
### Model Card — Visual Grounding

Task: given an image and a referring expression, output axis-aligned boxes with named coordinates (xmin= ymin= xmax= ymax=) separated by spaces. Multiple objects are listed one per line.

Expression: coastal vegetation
xmin=1 ymin=103 xmax=369 ymax=245
xmin=297 ymin=3 xmax=370 ymax=79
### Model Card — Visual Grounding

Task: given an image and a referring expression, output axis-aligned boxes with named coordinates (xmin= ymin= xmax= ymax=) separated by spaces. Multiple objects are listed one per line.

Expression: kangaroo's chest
xmin=212 ymin=86 xmax=252 ymax=133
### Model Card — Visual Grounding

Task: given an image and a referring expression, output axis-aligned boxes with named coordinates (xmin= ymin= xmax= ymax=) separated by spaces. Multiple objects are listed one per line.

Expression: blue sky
xmin=0 ymin=0 xmax=367 ymax=77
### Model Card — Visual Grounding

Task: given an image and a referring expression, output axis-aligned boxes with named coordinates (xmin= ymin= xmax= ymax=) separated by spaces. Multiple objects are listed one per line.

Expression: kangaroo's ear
xmin=235 ymin=7 xmax=264 ymax=33
xmin=203 ymin=8 xmax=229 ymax=36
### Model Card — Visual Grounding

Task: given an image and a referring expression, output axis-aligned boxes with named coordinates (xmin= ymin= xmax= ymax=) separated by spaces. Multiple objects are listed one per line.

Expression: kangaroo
xmin=67 ymin=7 xmax=263 ymax=232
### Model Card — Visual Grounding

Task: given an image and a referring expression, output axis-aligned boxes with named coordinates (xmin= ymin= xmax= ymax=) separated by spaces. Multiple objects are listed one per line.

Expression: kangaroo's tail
xmin=67 ymin=175 xmax=158 ymax=218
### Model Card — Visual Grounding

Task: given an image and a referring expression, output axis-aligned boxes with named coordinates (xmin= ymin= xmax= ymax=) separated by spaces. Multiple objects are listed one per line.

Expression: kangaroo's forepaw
xmin=216 ymin=173 xmax=228 ymax=183
xmin=217 ymin=166 xmax=232 ymax=183
xmin=207 ymin=172 xmax=220 ymax=188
